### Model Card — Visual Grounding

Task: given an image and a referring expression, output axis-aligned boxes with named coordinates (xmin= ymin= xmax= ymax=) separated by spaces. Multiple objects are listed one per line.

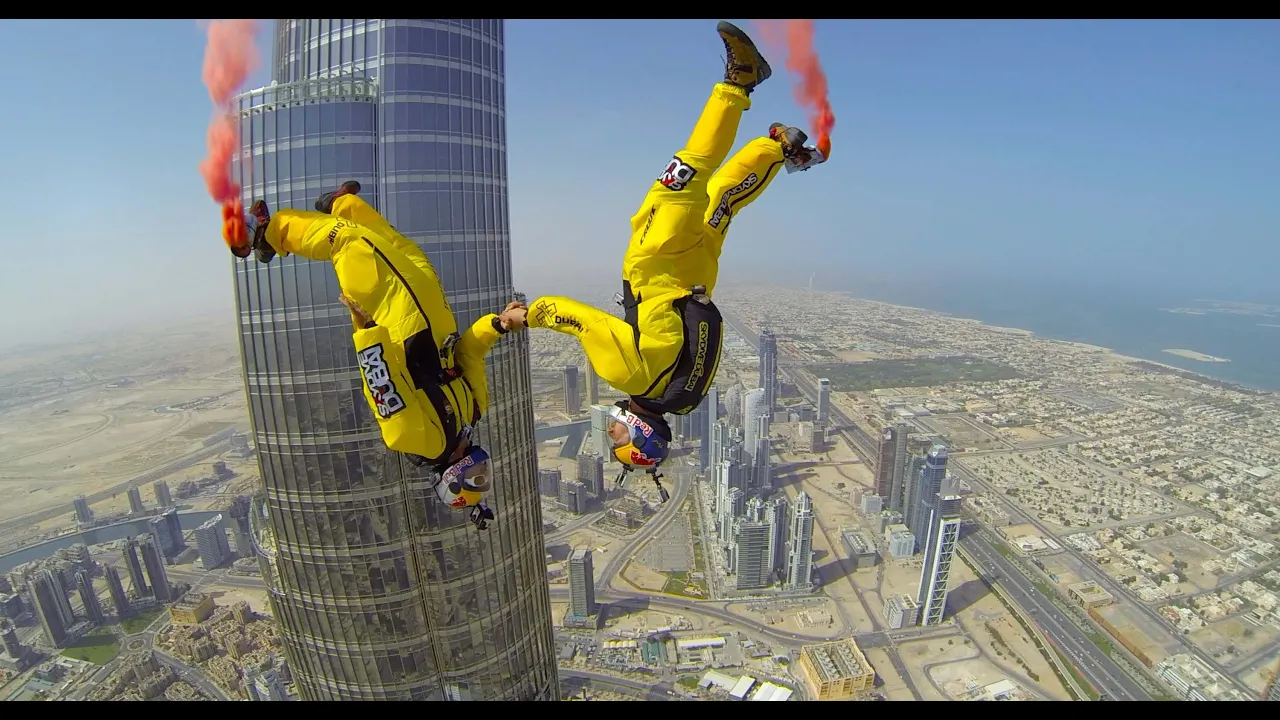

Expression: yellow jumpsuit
xmin=529 ymin=82 xmax=787 ymax=403
xmin=261 ymin=194 xmax=504 ymax=468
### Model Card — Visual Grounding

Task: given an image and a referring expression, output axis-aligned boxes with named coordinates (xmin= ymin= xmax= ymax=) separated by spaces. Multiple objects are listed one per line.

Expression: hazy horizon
xmin=1 ymin=19 xmax=1276 ymax=349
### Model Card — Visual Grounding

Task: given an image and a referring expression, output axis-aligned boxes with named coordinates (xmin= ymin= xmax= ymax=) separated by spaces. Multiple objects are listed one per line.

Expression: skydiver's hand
xmin=499 ymin=305 xmax=528 ymax=332
xmin=339 ymin=294 xmax=376 ymax=330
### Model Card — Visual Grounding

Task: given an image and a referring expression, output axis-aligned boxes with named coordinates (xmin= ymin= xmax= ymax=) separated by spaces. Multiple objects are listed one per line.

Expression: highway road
xmin=559 ymin=668 xmax=673 ymax=700
xmin=597 ymin=464 xmax=692 ymax=590
xmin=950 ymin=461 xmax=1260 ymax=697
xmin=963 ymin=533 xmax=1152 ymax=701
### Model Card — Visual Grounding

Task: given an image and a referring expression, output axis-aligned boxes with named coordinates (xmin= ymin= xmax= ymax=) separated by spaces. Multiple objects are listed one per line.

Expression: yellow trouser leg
xmin=623 ymin=84 xmax=751 ymax=289
xmin=330 ymin=194 xmax=444 ymax=296
xmin=699 ymin=137 xmax=787 ymax=293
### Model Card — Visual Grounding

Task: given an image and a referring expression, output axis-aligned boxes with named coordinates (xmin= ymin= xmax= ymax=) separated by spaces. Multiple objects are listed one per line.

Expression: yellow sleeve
xmin=529 ymin=296 xmax=644 ymax=392
xmin=454 ymin=313 xmax=503 ymax=414
xmin=352 ymin=324 xmax=446 ymax=460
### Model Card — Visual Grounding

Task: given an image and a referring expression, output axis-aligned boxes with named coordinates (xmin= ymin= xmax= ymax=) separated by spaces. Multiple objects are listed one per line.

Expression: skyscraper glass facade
xmin=231 ymin=19 xmax=556 ymax=701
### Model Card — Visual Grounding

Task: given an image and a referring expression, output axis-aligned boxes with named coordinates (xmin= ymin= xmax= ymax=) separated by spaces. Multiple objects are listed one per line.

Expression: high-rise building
xmin=127 ymin=485 xmax=144 ymax=514
xmin=227 ymin=496 xmax=255 ymax=559
xmin=709 ymin=420 xmax=727 ymax=476
xmin=786 ymin=492 xmax=815 ymax=589
xmin=586 ymin=362 xmax=600 ymax=405
xmin=103 ymin=564 xmax=132 ymax=619
xmin=766 ymin=496 xmax=789 ymax=579
xmin=816 ymin=378 xmax=831 ymax=424
xmin=49 ymin=565 xmax=75 ymax=629
xmin=917 ymin=476 xmax=962 ymax=626
xmin=887 ymin=422 xmax=911 ymax=513
xmin=720 ymin=486 xmax=745 ymax=542
xmin=195 ymin=515 xmax=233 ymax=570
xmin=576 ymin=454 xmax=605 ymax=498
xmin=758 ymin=329 xmax=777 ymax=411
xmin=751 ymin=434 xmax=772 ymax=493
xmin=907 ymin=446 xmax=949 ymax=547
xmin=724 ymin=385 xmax=742 ymax=427
xmin=883 ymin=594 xmax=920 ymax=630
xmin=567 ymin=547 xmax=596 ymax=619
xmin=164 ymin=508 xmax=184 ymax=553
xmin=122 ymin=537 xmax=149 ymax=598
xmin=248 ymin=665 xmax=289 ymax=701
xmin=733 ymin=520 xmax=773 ymax=590
xmin=742 ymin=388 xmax=766 ymax=443
xmin=31 ymin=572 xmax=68 ymax=648
xmin=590 ymin=404 xmax=612 ymax=457
xmin=76 ymin=570 xmax=104 ymax=626
xmin=233 ymin=19 xmax=556 ymax=701
xmin=538 ymin=468 xmax=562 ymax=497
xmin=701 ymin=387 xmax=719 ymax=472
xmin=150 ymin=512 xmax=178 ymax=556
xmin=874 ymin=426 xmax=897 ymax=499
xmin=715 ymin=462 xmax=746 ymax=540
xmin=563 ymin=365 xmax=581 ymax=414
xmin=153 ymin=480 xmax=173 ymax=508
xmin=73 ymin=496 xmax=93 ymax=524
xmin=560 ymin=479 xmax=585 ymax=515
xmin=139 ymin=534 xmax=170 ymax=603
xmin=0 ymin=618 xmax=27 ymax=663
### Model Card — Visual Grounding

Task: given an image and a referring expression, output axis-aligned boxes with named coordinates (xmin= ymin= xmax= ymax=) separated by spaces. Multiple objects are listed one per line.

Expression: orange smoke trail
xmin=198 ymin=19 xmax=261 ymax=252
xmin=754 ymin=20 xmax=836 ymax=159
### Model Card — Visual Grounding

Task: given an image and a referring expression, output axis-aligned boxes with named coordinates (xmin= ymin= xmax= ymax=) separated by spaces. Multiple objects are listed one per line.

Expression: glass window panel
xmin=462 ymin=189 xmax=475 ymax=227
xmin=353 ymin=143 xmax=374 ymax=171
xmin=351 ymin=108 xmax=373 ymax=133
xmin=406 ymin=101 xmax=424 ymax=130
xmin=406 ymin=63 xmax=424 ymax=91
xmin=305 ymin=145 xmax=322 ymax=173
xmin=320 ymin=103 xmax=337 ymax=135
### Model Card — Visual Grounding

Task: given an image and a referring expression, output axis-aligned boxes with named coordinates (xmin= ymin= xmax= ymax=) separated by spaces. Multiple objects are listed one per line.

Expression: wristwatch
xmin=492 ymin=315 xmax=510 ymax=335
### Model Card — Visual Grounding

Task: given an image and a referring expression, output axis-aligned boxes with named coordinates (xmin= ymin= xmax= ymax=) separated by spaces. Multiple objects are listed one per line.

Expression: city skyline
xmin=2 ymin=20 xmax=1279 ymax=347
xmin=2 ymin=17 xmax=1280 ymax=705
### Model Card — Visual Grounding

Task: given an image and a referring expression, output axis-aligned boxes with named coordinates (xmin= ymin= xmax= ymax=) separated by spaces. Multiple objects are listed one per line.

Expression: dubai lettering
xmin=357 ymin=343 xmax=406 ymax=418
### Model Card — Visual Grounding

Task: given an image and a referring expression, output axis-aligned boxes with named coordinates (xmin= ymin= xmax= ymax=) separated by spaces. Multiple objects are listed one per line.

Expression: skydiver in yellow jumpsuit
xmin=528 ymin=21 xmax=826 ymax=481
xmin=224 ymin=182 xmax=528 ymax=530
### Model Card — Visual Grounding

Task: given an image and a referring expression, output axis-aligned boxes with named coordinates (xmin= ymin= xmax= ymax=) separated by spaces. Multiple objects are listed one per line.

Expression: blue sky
xmin=0 ymin=19 xmax=1276 ymax=347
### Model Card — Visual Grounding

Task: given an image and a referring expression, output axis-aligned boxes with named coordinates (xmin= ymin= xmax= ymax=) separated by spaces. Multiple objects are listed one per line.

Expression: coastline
xmin=1163 ymin=348 xmax=1230 ymax=363
xmin=832 ymin=290 xmax=1273 ymax=394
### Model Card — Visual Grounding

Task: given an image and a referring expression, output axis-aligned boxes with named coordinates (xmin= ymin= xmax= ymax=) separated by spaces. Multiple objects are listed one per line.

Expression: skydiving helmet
xmin=407 ymin=426 xmax=494 ymax=515
xmin=604 ymin=402 xmax=670 ymax=469
xmin=599 ymin=402 xmax=673 ymax=503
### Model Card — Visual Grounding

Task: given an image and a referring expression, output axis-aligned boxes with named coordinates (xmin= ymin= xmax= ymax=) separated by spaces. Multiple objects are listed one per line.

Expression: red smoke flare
xmin=198 ymin=19 xmax=261 ymax=252
xmin=755 ymin=20 xmax=835 ymax=159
